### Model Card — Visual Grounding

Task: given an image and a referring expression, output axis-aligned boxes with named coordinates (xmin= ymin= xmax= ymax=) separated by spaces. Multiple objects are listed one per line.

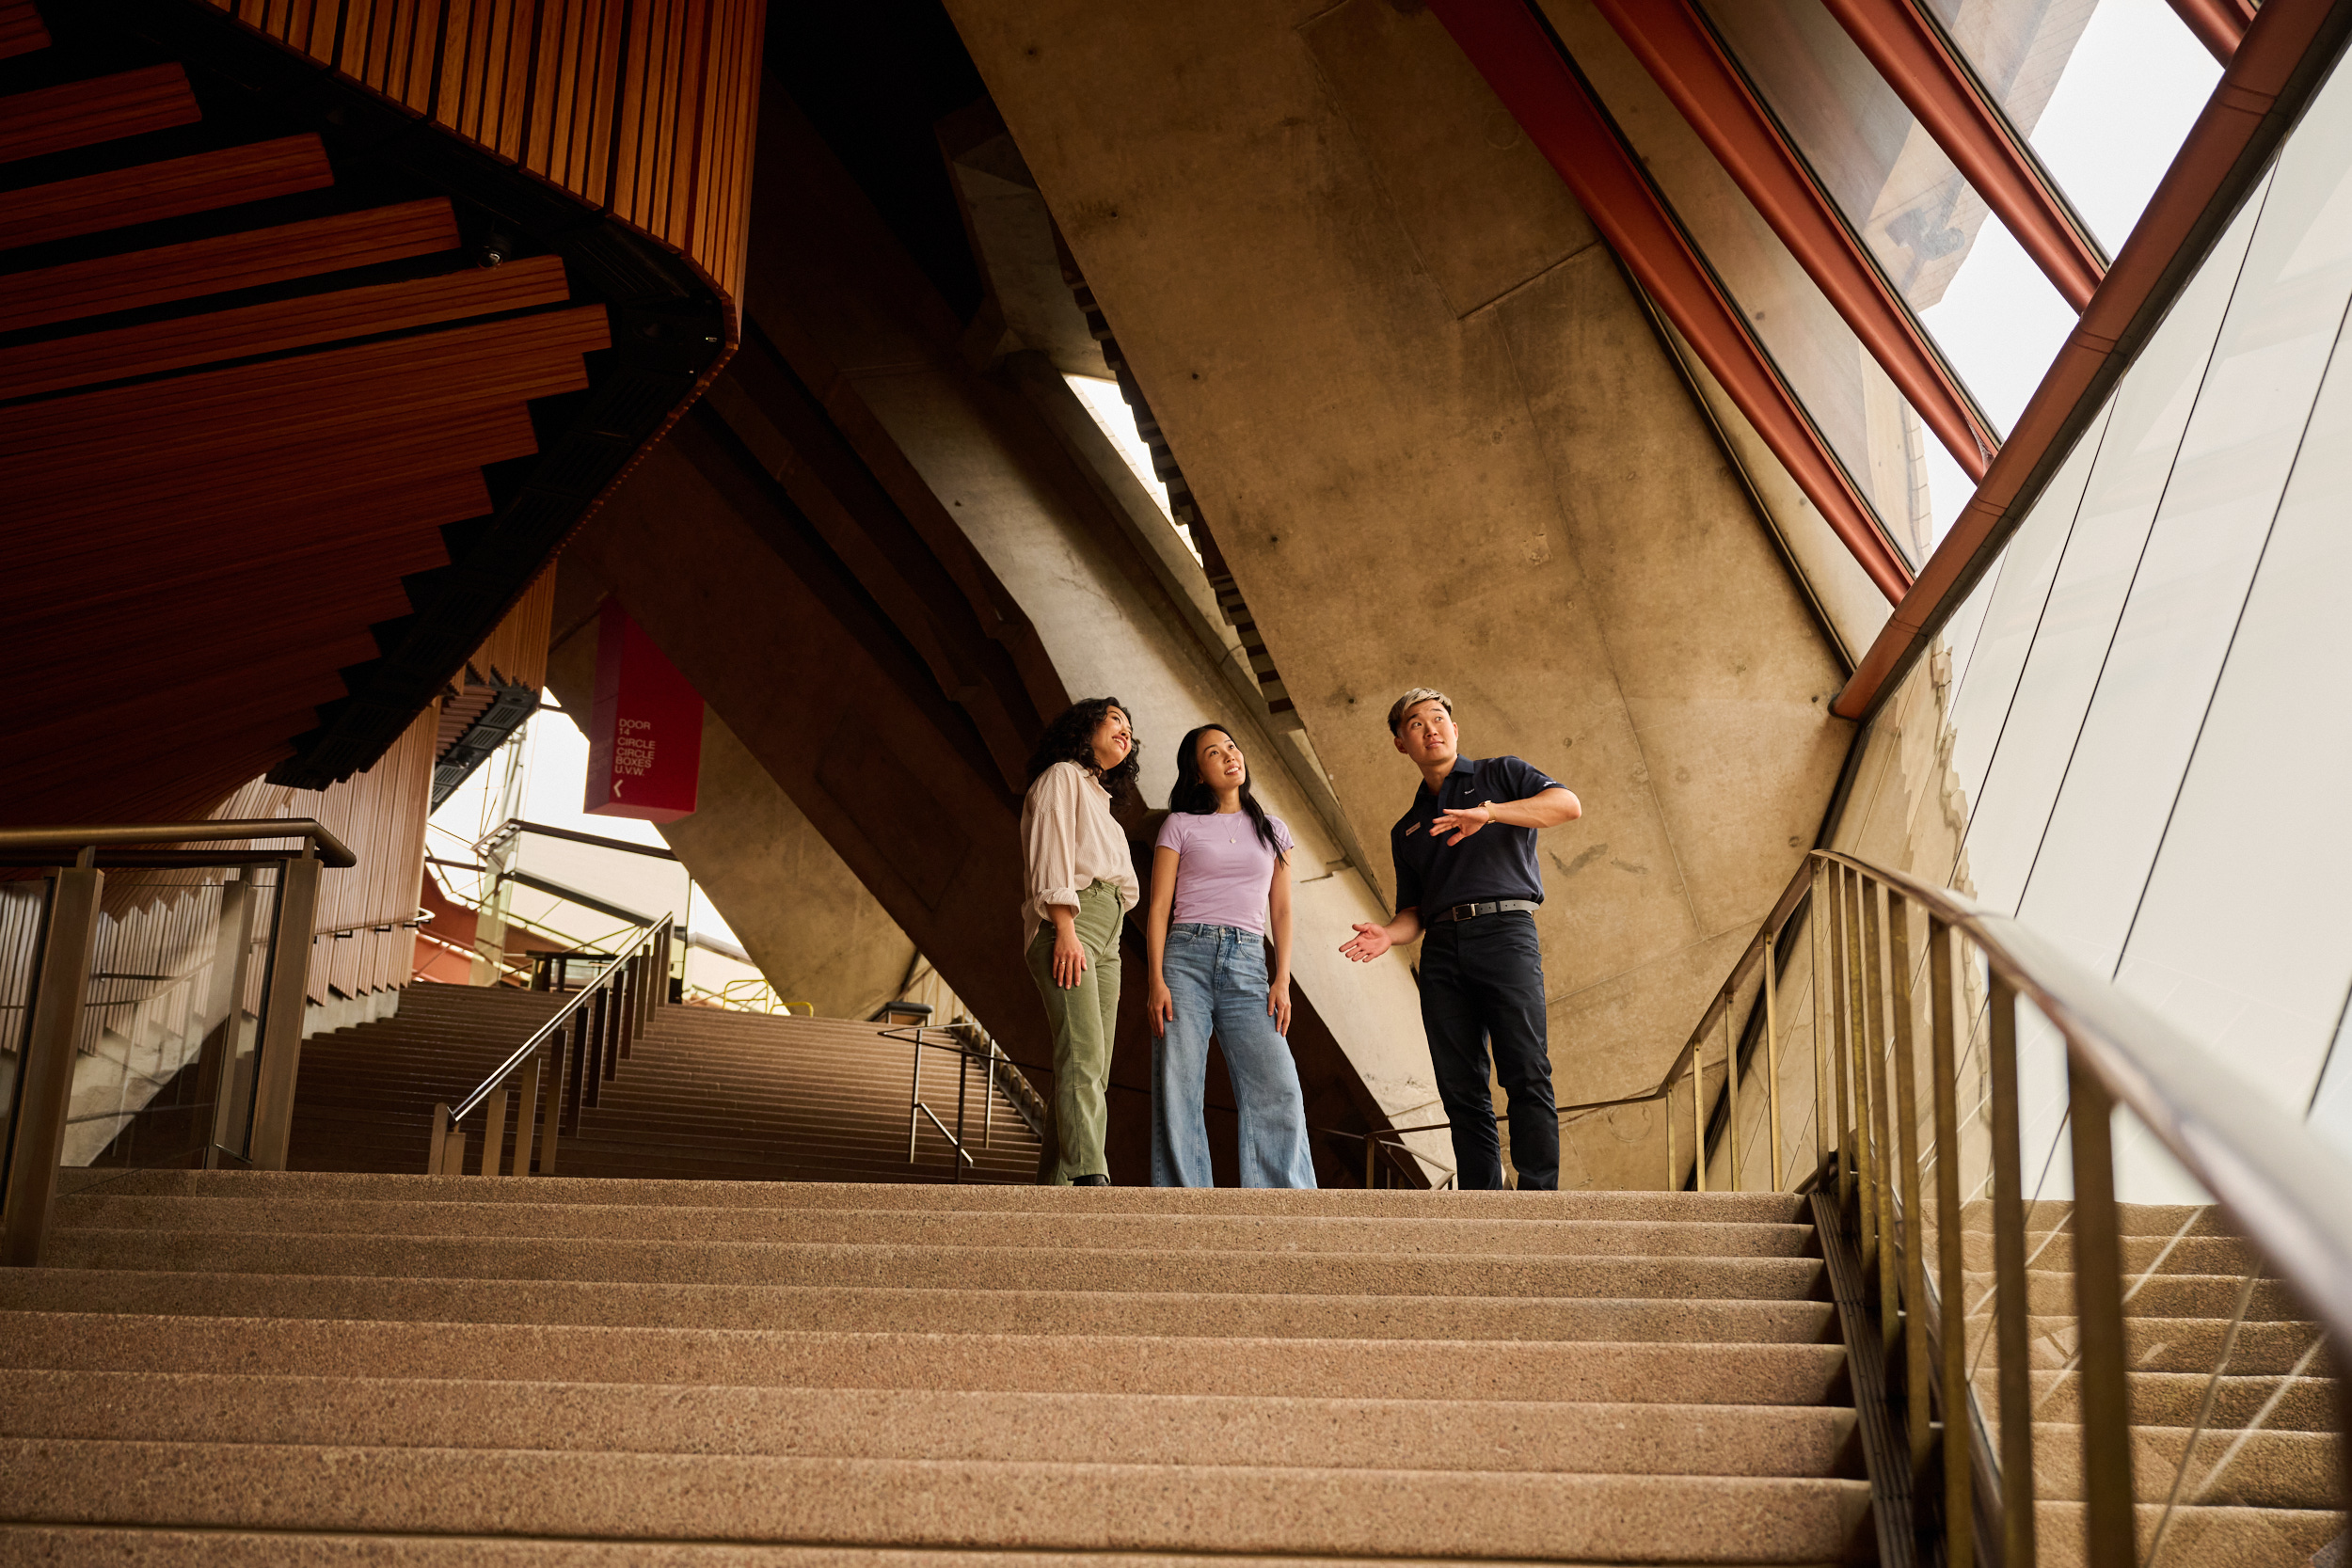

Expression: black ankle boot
xmin=1073 ymin=1173 xmax=1110 ymax=1187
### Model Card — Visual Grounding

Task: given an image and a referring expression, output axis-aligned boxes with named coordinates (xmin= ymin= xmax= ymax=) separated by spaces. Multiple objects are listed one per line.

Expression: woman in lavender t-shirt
xmin=1142 ymin=724 xmax=1317 ymax=1187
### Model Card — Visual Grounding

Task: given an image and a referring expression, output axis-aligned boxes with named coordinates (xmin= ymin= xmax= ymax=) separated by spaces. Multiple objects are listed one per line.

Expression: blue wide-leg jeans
xmin=1152 ymin=922 xmax=1318 ymax=1188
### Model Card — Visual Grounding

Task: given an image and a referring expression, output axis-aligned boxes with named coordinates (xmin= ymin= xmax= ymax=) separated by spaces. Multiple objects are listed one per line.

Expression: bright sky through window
xmin=1915 ymin=0 xmax=2222 ymax=545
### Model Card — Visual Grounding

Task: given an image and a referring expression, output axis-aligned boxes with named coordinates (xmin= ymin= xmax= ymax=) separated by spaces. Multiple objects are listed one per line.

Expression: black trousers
xmin=1418 ymin=911 xmax=1557 ymax=1190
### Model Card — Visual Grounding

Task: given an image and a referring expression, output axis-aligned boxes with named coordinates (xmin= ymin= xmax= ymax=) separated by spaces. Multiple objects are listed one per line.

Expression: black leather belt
xmin=1427 ymin=899 xmax=1540 ymax=924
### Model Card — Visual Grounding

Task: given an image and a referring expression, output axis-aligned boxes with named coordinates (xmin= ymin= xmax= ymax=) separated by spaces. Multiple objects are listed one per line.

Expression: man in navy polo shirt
xmin=1341 ymin=688 xmax=1581 ymax=1189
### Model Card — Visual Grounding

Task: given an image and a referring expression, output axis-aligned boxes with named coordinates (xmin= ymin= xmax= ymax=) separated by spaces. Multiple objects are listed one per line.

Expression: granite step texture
xmin=288 ymin=985 xmax=1041 ymax=1184
xmin=1 ymin=1169 xmax=1876 ymax=1564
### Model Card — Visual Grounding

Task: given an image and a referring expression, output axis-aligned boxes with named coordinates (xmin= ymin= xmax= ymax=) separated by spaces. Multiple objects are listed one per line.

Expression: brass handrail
xmin=1661 ymin=847 xmax=2352 ymax=1566
xmin=426 ymin=913 xmax=674 ymax=1177
xmin=1554 ymin=851 xmax=1815 ymax=1192
xmin=0 ymin=819 xmax=357 ymax=868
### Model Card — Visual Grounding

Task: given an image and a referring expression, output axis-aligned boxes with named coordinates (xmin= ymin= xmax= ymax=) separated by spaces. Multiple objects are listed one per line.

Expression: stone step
xmin=51 ymin=1196 xmax=1820 ymax=1258
xmin=1964 ymin=1230 xmax=2260 ymax=1275
xmin=0 ymin=1532 xmax=1854 ymax=1568
xmin=45 ymin=1228 xmax=1831 ymax=1299
xmin=75 ymin=1170 xmax=1811 ymax=1221
xmin=0 ymin=1371 xmax=1862 ymax=1476
xmin=1989 ymin=1270 xmax=2311 ymax=1323
xmin=2026 ymin=1422 xmax=2344 ymax=1510
xmin=2019 ymin=1314 xmax=2330 ymax=1374
xmin=1995 ymin=1370 xmax=2344 ymax=1431
xmin=0 ymin=1439 xmax=1877 ymax=1563
xmin=2029 ymin=1500 xmax=2347 ymax=1568
xmin=0 ymin=1315 xmax=1852 ymax=1403
xmin=0 ymin=1269 xmax=1840 ymax=1340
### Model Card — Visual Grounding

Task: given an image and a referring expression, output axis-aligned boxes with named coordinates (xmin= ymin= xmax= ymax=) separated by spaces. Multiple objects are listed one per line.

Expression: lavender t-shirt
xmin=1154 ymin=811 xmax=1294 ymax=935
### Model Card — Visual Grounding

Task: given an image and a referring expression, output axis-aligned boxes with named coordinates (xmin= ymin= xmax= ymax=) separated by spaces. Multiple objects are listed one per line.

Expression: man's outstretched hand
xmin=1340 ymin=922 xmax=1391 ymax=962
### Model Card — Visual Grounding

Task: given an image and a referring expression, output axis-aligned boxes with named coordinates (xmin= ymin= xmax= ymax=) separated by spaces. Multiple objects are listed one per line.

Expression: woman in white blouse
xmin=1020 ymin=698 xmax=1142 ymax=1185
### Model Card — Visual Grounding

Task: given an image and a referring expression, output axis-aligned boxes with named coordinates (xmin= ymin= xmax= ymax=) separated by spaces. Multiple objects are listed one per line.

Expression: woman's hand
xmin=1267 ymin=971 xmax=1292 ymax=1035
xmin=1053 ymin=926 xmax=1088 ymax=990
xmin=1150 ymin=979 xmax=1174 ymax=1035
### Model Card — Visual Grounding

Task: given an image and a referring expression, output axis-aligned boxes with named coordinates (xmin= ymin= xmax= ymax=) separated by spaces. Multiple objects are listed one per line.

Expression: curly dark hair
xmin=1025 ymin=697 xmax=1142 ymax=796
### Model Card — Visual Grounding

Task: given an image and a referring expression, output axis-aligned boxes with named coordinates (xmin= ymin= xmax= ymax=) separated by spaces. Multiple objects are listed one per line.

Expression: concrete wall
xmin=948 ymin=0 xmax=1854 ymax=1186
xmin=543 ymin=595 xmax=924 ymax=1024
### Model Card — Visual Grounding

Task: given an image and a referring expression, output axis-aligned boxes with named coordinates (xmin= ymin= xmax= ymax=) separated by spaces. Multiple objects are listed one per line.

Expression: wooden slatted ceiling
xmin=0 ymin=64 xmax=201 ymax=162
xmin=25 ymin=405 xmax=542 ymax=541
xmin=206 ymin=0 xmax=764 ymax=316
xmin=22 ymin=470 xmax=496 ymax=618
xmin=2 ymin=307 xmax=610 ymax=480
xmin=0 ymin=8 xmax=612 ymax=830
xmin=0 ymin=199 xmax=460 ymax=335
xmin=0 ymin=0 xmax=48 ymax=58
xmin=0 ymin=252 xmax=573 ymax=400
xmin=0 ymin=135 xmax=334 ymax=249
xmin=28 ymin=405 xmax=541 ymax=544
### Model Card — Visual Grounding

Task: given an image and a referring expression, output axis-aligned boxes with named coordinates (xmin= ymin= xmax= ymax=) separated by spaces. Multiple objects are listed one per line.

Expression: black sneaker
xmin=1073 ymin=1173 xmax=1110 ymax=1187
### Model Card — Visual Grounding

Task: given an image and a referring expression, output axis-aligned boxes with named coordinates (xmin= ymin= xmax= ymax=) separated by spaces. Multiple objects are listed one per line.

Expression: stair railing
xmin=426 ymin=913 xmax=673 ymax=1177
xmin=1657 ymin=848 xmax=2352 ymax=1568
xmin=0 ymin=820 xmax=357 ymax=1262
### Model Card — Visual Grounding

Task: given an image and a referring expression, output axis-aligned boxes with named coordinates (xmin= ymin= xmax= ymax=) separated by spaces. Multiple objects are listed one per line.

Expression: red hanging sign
xmin=583 ymin=598 xmax=703 ymax=823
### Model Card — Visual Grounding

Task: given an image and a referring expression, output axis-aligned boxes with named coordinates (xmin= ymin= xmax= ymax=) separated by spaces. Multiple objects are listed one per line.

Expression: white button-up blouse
xmin=1019 ymin=761 xmax=1139 ymax=949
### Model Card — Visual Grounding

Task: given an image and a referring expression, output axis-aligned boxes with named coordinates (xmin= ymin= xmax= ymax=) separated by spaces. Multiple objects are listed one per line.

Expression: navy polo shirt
xmin=1391 ymin=755 xmax=1565 ymax=916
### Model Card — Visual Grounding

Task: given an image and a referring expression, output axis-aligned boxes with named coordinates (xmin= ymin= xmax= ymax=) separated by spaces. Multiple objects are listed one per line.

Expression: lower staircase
xmin=289 ymin=984 xmax=1041 ymax=1182
xmin=0 ymin=1173 xmax=1871 ymax=1562
xmin=1980 ymin=1200 xmax=2345 ymax=1562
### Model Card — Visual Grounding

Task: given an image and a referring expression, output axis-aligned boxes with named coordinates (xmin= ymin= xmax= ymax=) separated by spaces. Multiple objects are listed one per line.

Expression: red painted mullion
xmin=1819 ymin=0 xmax=2106 ymax=311
xmin=1428 ymin=0 xmax=1914 ymax=603
xmin=2166 ymin=0 xmax=2258 ymax=65
xmin=1591 ymin=0 xmax=1995 ymax=480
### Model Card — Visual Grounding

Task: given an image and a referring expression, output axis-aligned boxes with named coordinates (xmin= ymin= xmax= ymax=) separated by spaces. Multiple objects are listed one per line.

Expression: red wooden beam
xmin=2169 ymin=0 xmax=2258 ymax=66
xmin=1835 ymin=0 xmax=2352 ymax=719
xmin=1820 ymin=0 xmax=2107 ymax=311
xmin=1427 ymin=0 xmax=1914 ymax=602
xmin=1590 ymin=0 xmax=1995 ymax=481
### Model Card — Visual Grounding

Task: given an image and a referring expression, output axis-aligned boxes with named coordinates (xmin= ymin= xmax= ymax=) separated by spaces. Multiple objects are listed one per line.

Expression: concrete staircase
xmin=0 ymin=1173 xmax=1871 ymax=1563
xmin=288 ymin=984 xmax=1041 ymax=1184
xmin=1969 ymin=1201 xmax=2347 ymax=1564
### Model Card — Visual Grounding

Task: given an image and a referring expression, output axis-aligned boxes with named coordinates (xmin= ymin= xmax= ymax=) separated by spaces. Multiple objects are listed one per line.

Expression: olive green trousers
xmin=1025 ymin=879 xmax=1122 ymax=1183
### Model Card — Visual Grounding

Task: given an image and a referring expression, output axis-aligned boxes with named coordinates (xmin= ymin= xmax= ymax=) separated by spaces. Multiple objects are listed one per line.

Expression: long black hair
xmin=1025 ymin=697 xmax=1143 ymax=798
xmin=1168 ymin=723 xmax=1285 ymax=859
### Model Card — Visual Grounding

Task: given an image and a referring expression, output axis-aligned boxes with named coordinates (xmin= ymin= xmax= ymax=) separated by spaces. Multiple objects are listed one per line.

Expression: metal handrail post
xmin=1724 ymin=1001 xmax=1740 ymax=1191
xmin=537 ymin=1031 xmax=564 ymax=1174
xmin=1763 ymin=928 xmax=1783 ymax=1192
xmin=1689 ymin=1042 xmax=1704 ymax=1191
xmin=477 ymin=1087 xmax=508 ymax=1177
xmin=1834 ymin=865 xmax=1855 ymax=1210
xmin=953 ymin=1039 xmax=970 ymax=1185
xmin=908 ymin=1031 xmax=924 ymax=1163
xmin=196 ymin=876 xmax=257 ymax=1168
xmin=2065 ymin=1060 xmax=2136 ymax=1568
xmin=511 ymin=1055 xmax=543 ymax=1178
xmin=1863 ymin=884 xmax=1899 ymax=1357
xmin=1813 ymin=866 xmax=1831 ymax=1188
xmin=1927 ymin=915 xmax=1972 ymax=1568
xmin=1887 ymin=894 xmax=1932 ymax=1490
xmin=1987 ymin=973 xmax=2036 ymax=1568
xmin=564 ymin=1011 xmax=588 ymax=1131
xmin=1847 ymin=868 xmax=1872 ymax=1237
xmin=247 ymin=848 xmax=324 ymax=1172
xmin=583 ymin=990 xmax=606 ymax=1107
xmin=0 ymin=862 xmax=104 ymax=1267
xmin=616 ymin=956 xmax=636 ymax=1061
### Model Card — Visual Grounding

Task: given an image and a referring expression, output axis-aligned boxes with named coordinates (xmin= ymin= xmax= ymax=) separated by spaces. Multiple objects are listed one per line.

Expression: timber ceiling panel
xmin=0 ymin=6 xmax=609 ymax=827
